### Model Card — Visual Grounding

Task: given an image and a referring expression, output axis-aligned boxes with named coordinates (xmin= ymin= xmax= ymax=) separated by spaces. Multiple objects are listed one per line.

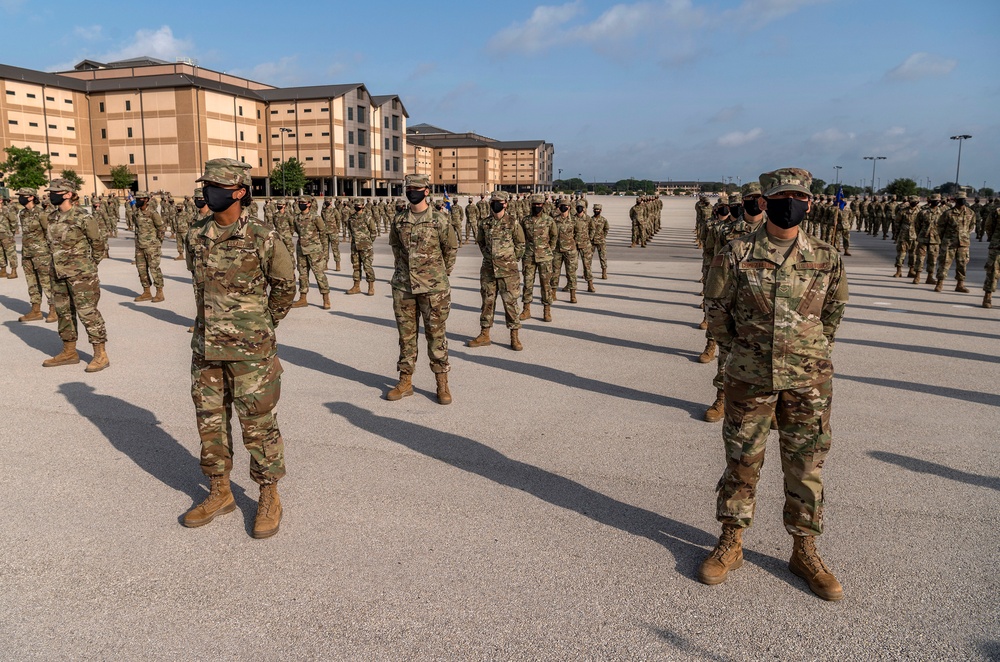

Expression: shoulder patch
xmin=710 ymin=254 xmax=725 ymax=268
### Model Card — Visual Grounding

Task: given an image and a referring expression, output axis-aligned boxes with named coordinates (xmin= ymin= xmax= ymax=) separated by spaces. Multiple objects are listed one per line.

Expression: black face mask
xmin=194 ymin=198 xmax=206 ymax=208
xmin=766 ymin=197 xmax=809 ymax=229
xmin=298 ymin=203 xmax=309 ymax=211
xmin=354 ymin=205 xmax=363 ymax=211
xmin=743 ymin=198 xmax=762 ymax=216
xmin=204 ymin=186 xmax=239 ymax=213
xmin=50 ymin=192 xmax=67 ymax=206
xmin=531 ymin=205 xmax=543 ymax=215
xmin=137 ymin=198 xmax=149 ymax=208
xmin=716 ymin=208 xmax=729 ymax=218
xmin=559 ymin=205 xmax=569 ymax=213
xmin=930 ymin=201 xmax=939 ymax=207
xmin=955 ymin=199 xmax=966 ymax=207
xmin=576 ymin=206 xmax=584 ymax=213
xmin=490 ymin=201 xmax=505 ymax=214
xmin=405 ymin=190 xmax=426 ymax=205
xmin=18 ymin=195 xmax=30 ymax=206
xmin=729 ymin=205 xmax=743 ymax=217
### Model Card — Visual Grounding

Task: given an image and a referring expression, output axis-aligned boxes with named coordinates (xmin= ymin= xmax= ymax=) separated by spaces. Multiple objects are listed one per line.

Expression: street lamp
xmin=484 ymin=159 xmax=489 ymax=195
xmin=863 ymin=156 xmax=886 ymax=194
xmin=950 ymin=134 xmax=972 ymax=189
xmin=833 ymin=165 xmax=842 ymax=186
xmin=279 ymin=127 xmax=293 ymax=194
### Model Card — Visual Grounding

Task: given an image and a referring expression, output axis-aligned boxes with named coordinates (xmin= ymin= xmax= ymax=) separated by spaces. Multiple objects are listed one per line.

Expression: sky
xmin=2 ymin=0 xmax=998 ymax=189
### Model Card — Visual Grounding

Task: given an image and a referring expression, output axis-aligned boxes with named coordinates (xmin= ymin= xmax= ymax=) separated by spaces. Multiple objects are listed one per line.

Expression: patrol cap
xmin=954 ymin=191 xmax=967 ymax=199
xmin=135 ymin=190 xmax=150 ymax=198
xmin=193 ymin=188 xmax=203 ymax=198
xmin=759 ymin=167 xmax=812 ymax=197
xmin=46 ymin=178 xmax=78 ymax=193
xmin=593 ymin=203 xmax=602 ymax=211
xmin=297 ymin=196 xmax=311 ymax=204
xmin=404 ymin=173 xmax=430 ymax=188
xmin=907 ymin=195 xmax=919 ymax=202
xmin=930 ymin=193 xmax=941 ymax=201
xmin=491 ymin=191 xmax=510 ymax=201
xmin=17 ymin=187 xmax=37 ymax=197
xmin=196 ymin=157 xmax=252 ymax=186
xmin=530 ymin=193 xmax=544 ymax=203
xmin=352 ymin=197 xmax=363 ymax=204
xmin=729 ymin=192 xmax=742 ymax=203
xmin=741 ymin=182 xmax=762 ymax=196
xmin=718 ymin=194 xmax=729 ymax=204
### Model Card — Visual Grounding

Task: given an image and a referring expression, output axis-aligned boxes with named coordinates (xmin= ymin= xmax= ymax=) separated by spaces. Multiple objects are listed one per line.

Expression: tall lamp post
xmin=833 ymin=165 xmax=842 ymax=187
xmin=279 ymin=127 xmax=292 ymax=194
xmin=863 ymin=156 xmax=885 ymax=194
xmin=484 ymin=159 xmax=490 ymax=195
xmin=950 ymin=134 xmax=972 ymax=191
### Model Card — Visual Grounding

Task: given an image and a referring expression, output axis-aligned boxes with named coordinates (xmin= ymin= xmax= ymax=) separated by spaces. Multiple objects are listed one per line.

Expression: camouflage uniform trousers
xmin=591 ymin=242 xmax=607 ymax=274
xmin=717 ymin=376 xmax=832 ymax=536
xmin=578 ymin=245 xmax=594 ymax=282
xmin=135 ymin=245 xmax=164 ymax=288
xmin=836 ymin=228 xmax=850 ymax=253
xmin=329 ymin=237 xmax=341 ymax=264
xmin=521 ymin=256 xmax=553 ymax=306
xmin=0 ymin=233 xmax=16 ymax=270
xmin=551 ymin=249 xmax=579 ymax=291
xmin=465 ymin=218 xmax=478 ymax=242
xmin=894 ymin=239 xmax=916 ymax=269
xmin=479 ymin=267 xmax=521 ymax=331
xmin=351 ymin=246 xmax=375 ymax=283
xmin=51 ymin=272 xmax=107 ymax=344
xmin=936 ymin=246 xmax=969 ymax=283
xmin=175 ymin=227 xmax=189 ymax=257
xmin=191 ymin=354 xmax=285 ymax=485
xmin=23 ymin=254 xmax=53 ymax=306
xmin=392 ymin=288 xmax=451 ymax=375
xmin=983 ymin=248 xmax=1000 ymax=293
xmin=632 ymin=220 xmax=646 ymax=246
xmin=913 ymin=244 xmax=940 ymax=277
xmin=296 ymin=248 xmax=330 ymax=295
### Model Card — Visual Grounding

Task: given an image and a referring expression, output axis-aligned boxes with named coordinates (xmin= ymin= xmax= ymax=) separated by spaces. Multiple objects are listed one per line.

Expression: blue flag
xmin=443 ymin=190 xmax=451 ymax=211
xmin=835 ymin=186 xmax=846 ymax=210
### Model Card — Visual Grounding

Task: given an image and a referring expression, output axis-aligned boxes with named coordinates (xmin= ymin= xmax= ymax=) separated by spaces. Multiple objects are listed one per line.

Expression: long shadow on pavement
xmin=837 ymin=338 xmax=1000 ymax=364
xmin=846 ymin=303 xmax=992 ymax=323
xmin=0 ymin=292 xmax=31 ymax=315
xmin=839 ymin=374 xmax=1000 ymax=407
xmin=279 ymin=344 xmax=395 ymax=395
xmin=3 ymin=317 xmax=65 ymax=357
xmin=869 ymin=451 xmax=1000 ymax=491
xmin=57 ymin=381 xmax=259 ymax=530
xmin=120 ymin=300 xmax=192 ymax=327
xmin=843 ymin=317 xmax=1000 ymax=341
xmin=325 ymin=401 xmax=801 ymax=590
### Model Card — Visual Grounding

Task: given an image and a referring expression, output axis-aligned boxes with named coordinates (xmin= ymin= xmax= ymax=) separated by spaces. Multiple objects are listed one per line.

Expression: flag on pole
xmin=443 ymin=189 xmax=451 ymax=211
xmin=835 ymin=185 xmax=846 ymax=210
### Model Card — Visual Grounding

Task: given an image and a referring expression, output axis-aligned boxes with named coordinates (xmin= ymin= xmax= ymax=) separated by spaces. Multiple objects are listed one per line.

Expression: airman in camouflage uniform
xmin=272 ymin=199 xmax=296 ymax=259
xmin=468 ymin=191 xmax=525 ymax=351
xmin=934 ymin=193 xmax=976 ymax=293
xmin=449 ymin=198 xmax=464 ymax=245
xmin=321 ymin=199 xmax=342 ymax=271
xmin=700 ymin=167 xmax=848 ymax=603
xmin=41 ymin=179 xmax=110 ymax=373
xmin=893 ymin=196 xmax=920 ymax=278
xmin=551 ymin=199 xmax=583 ymax=303
xmin=182 ymin=159 xmax=296 ymax=539
xmin=0 ymin=198 xmax=20 ymax=278
xmin=175 ymin=196 xmax=195 ymax=261
xmin=912 ymin=194 xmax=945 ymax=284
xmin=572 ymin=200 xmax=596 ymax=293
xmin=131 ymin=191 xmax=167 ymax=303
xmin=465 ymin=196 xmax=480 ymax=245
xmin=519 ymin=193 xmax=558 ymax=322
xmin=289 ymin=197 xmax=331 ymax=309
xmin=386 ymin=174 xmax=458 ymax=404
xmin=694 ymin=194 xmax=712 ymax=249
xmin=982 ymin=201 xmax=1000 ymax=308
xmin=346 ymin=198 xmax=378 ymax=295
xmin=590 ymin=203 xmax=609 ymax=280
xmin=15 ymin=188 xmax=56 ymax=322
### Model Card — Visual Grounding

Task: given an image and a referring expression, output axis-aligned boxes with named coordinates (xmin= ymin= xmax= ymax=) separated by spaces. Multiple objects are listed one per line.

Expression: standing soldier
xmin=590 ymin=203 xmax=610 ymax=280
xmin=935 ymin=193 xmax=976 ymax=293
xmin=700 ymin=168 xmax=848 ymax=602
xmin=573 ymin=199 xmax=596 ymax=292
xmin=983 ymin=203 xmax=1000 ymax=308
xmin=468 ymin=191 xmax=525 ymax=351
xmin=449 ymin=196 xmax=464 ymax=246
xmin=273 ymin=199 xmax=296 ymax=262
xmin=131 ymin=191 xmax=167 ymax=303
xmin=913 ymin=194 xmax=945 ymax=284
xmin=16 ymin=188 xmax=56 ymax=322
xmin=345 ymin=198 xmax=378 ymax=295
xmin=551 ymin=198 xmax=581 ymax=303
xmin=181 ymin=158 xmax=296 ymax=539
xmin=464 ymin=196 xmax=479 ymax=245
xmin=173 ymin=199 xmax=190 ymax=260
xmin=321 ymin=199 xmax=342 ymax=272
xmin=289 ymin=196 xmax=331 ymax=309
xmin=893 ymin=196 xmax=921 ymax=278
xmin=42 ymin=179 xmax=110 ymax=372
xmin=386 ymin=174 xmax=458 ymax=404
xmin=519 ymin=193 xmax=557 ymax=322
xmin=629 ymin=198 xmax=644 ymax=247
xmin=264 ymin=197 xmax=276 ymax=228
xmin=1 ymin=197 xmax=19 ymax=278
xmin=695 ymin=194 xmax=712 ymax=249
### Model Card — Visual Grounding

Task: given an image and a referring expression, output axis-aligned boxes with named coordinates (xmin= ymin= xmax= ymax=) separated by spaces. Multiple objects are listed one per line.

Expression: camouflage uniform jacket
xmin=293 ymin=210 xmax=328 ymax=255
xmin=916 ymin=206 xmax=944 ymax=244
xmin=347 ymin=209 xmax=378 ymax=250
xmin=591 ymin=215 xmax=609 ymax=245
xmin=939 ymin=206 xmax=975 ymax=248
xmin=466 ymin=202 xmax=480 ymax=224
xmin=896 ymin=205 xmax=921 ymax=242
xmin=705 ymin=226 xmax=848 ymax=390
xmin=477 ymin=212 xmax=525 ymax=278
xmin=449 ymin=204 xmax=464 ymax=227
xmin=477 ymin=200 xmax=490 ymax=219
xmin=321 ymin=205 xmax=340 ymax=237
xmin=19 ymin=206 xmax=50 ymax=258
xmin=554 ymin=214 xmax=580 ymax=252
xmin=389 ymin=207 xmax=457 ymax=295
xmin=521 ymin=213 xmax=558 ymax=262
xmin=2 ymin=205 xmax=18 ymax=236
xmin=573 ymin=212 xmax=593 ymax=247
xmin=186 ymin=215 xmax=296 ymax=362
xmin=46 ymin=206 xmax=105 ymax=279
xmin=133 ymin=206 xmax=165 ymax=250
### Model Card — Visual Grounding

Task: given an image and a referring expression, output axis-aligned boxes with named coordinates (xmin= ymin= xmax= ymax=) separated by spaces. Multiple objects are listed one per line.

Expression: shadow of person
xmin=279 ymin=344 xmax=391 ymax=393
xmin=120 ymin=301 xmax=192 ymax=327
xmin=57 ymin=381 xmax=257 ymax=527
xmin=324 ymin=401 xmax=799 ymax=589
xmin=3 ymin=318 xmax=59 ymax=356
xmin=869 ymin=451 xmax=1000 ymax=491
xmin=0 ymin=292 xmax=31 ymax=315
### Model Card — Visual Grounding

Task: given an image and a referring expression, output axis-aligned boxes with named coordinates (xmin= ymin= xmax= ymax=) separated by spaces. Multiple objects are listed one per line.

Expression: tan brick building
xmin=0 ymin=57 xmax=408 ymax=197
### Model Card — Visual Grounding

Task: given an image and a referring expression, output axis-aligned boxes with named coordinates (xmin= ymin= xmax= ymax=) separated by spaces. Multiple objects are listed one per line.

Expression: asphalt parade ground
xmin=1 ymin=196 xmax=997 ymax=660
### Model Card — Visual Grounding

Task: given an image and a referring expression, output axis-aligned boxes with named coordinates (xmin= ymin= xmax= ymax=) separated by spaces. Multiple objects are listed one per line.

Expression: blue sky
xmin=3 ymin=0 xmax=997 ymax=189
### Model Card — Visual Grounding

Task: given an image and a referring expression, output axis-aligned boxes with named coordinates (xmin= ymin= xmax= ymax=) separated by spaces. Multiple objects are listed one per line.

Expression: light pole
xmin=484 ymin=159 xmax=489 ymax=195
xmin=833 ymin=165 xmax=842 ymax=187
xmin=863 ymin=156 xmax=885 ymax=194
xmin=950 ymin=134 xmax=971 ymax=189
xmin=279 ymin=127 xmax=292 ymax=194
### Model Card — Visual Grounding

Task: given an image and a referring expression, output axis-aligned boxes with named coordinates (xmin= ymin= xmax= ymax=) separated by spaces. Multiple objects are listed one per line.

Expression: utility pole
xmin=834 ymin=165 xmax=842 ymax=186
xmin=863 ymin=156 xmax=886 ymax=194
xmin=279 ymin=127 xmax=292 ymax=194
xmin=950 ymin=134 xmax=971 ymax=189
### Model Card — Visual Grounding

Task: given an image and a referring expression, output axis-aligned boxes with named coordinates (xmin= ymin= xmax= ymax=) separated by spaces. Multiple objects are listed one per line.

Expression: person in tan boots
xmin=15 ymin=188 xmax=57 ymax=323
xmin=468 ymin=191 xmax=525 ymax=351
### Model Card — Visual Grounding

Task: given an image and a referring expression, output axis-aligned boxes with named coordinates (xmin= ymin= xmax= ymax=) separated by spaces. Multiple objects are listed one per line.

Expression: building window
xmin=26 ymin=92 xmax=35 ymax=98
xmin=287 ymin=109 xmax=294 ymax=114
xmin=103 ymin=155 xmax=108 ymax=165
xmin=384 ymin=138 xmax=389 ymax=150
xmin=321 ymin=131 xmax=329 ymax=137
xmin=322 ymin=156 xmax=330 ymax=161
xmin=347 ymin=107 xmax=353 ymax=121
xmin=239 ymin=130 xmax=244 ymax=141
xmin=127 ymin=127 xmax=133 ymax=137
xmin=385 ymin=159 xmax=390 ymax=171
xmin=273 ymin=157 xmax=280 ymax=162
xmin=46 ymin=96 xmax=54 ymax=102
xmin=384 ymin=117 xmax=389 ymax=129
xmin=68 ymin=153 xmax=76 ymax=158
xmin=392 ymin=136 xmax=399 ymax=151
xmin=321 ymin=107 xmax=329 ymax=112
xmin=358 ymin=129 xmax=366 ymax=146
xmin=238 ymin=105 xmax=243 ymax=116
xmin=64 ymin=99 xmax=72 ymax=104
xmin=271 ymin=110 xmax=278 ymax=115
xmin=358 ymin=152 xmax=367 ymax=169
xmin=99 ymin=102 xmax=105 ymax=112
xmin=129 ymin=154 xmax=135 ymax=164
xmin=258 ymin=134 xmax=262 ymax=143
xmin=48 ymin=124 xmax=56 ymax=129
xmin=29 ymin=122 xmax=38 ymax=127
xmin=357 ymin=106 xmax=366 ymax=123
xmin=287 ymin=133 xmax=295 ymax=138
xmin=241 ymin=156 xmax=246 ymax=163
xmin=50 ymin=152 xmax=59 ymax=156
xmin=68 ymin=126 xmax=75 ymax=131
xmin=4 ymin=90 xmax=12 ymax=95
xmin=349 ymin=155 xmax=355 ymax=168
xmin=125 ymin=100 xmax=131 ymax=111
xmin=452 ymin=175 xmax=456 ymax=179
xmin=272 ymin=134 xmax=279 ymax=138
xmin=357 ymin=89 xmax=363 ymax=99
xmin=259 ymin=158 xmax=263 ymax=167
xmin=392 ymin=115 xmax=399 ymax=130
xmin=257 ymin=109 xmax=261 ymax=119
xmin=348 ymin=131 xmax=354 ymax=145
xmin=304 ymin=108 xmax=312 ymax=113
xmin=392 ymin=157 xmax=399 ymax=172
xmin=305 ymin=157 xmax=313 ymax=161
xmin=101 ymin=128 xmax=106 ymax=138
xmin=304 ymin=132 xmax=312 ymax=137
xmin=152 ymin=176 xmax=158 ymax=182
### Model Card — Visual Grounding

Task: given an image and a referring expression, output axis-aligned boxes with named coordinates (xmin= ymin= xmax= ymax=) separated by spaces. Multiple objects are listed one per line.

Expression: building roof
xmin=0 ymin=62 xmax=88 ymax=91
xmin=408 ymin=123 xmax=454 ymax=135
xmin=495 ymin=140 xmax=548 ymax=149
xmin=258 ymin=83 xmax=365 ymax=102
xmin=370 ymin=94 xmax=410 ymax=118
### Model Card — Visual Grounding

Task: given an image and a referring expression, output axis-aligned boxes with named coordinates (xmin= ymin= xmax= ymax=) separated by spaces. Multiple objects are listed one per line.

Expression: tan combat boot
xmin=182 ymin=475 xmax=236 ymax=527
xmin=387 ymin=373 xmax=413 ymax=401
xmin=510 ymin=329 xmax=523 ymax=351
xmin=366 ymin=281 xmax=375 ymax=296
xmin=934 ymin=279 xmax=944 ymax=292
xmin=569 ymin=290 xmax=577 ymax=304
xmin=704 ymin=390 xmax=725 ymax=422
xmin=955 ymin=280 xmax=969 ymax=293
xmin=467 ymin=328 xmax=491 ymax=347
xmin=134 ymin=287 xmax=152 ymax=302
xmin=45 ymin=305 xmax=57 ymax=323
xmin=601 ymin=268 xmax=607 ymax=279
xmin=0 ymin=267 xmax=6 ymax=278
xmin=42 ymin=341 xmax=80 ymax=367
xmin=519 ymin=303 xmax=531 ymax=321
xmin=587 ymin=280 xmax=595 ymax=292
xmin=698 ymin=339 xmax=717 ymax=363
xmin=291 ymin=292 xmax=308 ymax=308
xmin=322 ymin=293 xmax=331 ymax=310
xmin=789 ymin=535 xmax=844 ymax=601
xmin=698 ymin=316 xmax=708 ymax=330
xmin=543 ymin=305 xmax=552 ymax=322
xmin=252 ymin=483 xmax=282 ymax=539
xmin=912 ymin=273 xmax=920 ymax=284
xmin=697 ymin=524 xmax=744 ymax=585
xmin=7 ymin=266 xmax=17 ymax=279
xmin=174 ymin=252 xmax=184 ymax=260
xmin=345 ymin=280 xmax=361 ymax=295
xmin=18 ymin=303 xmax=42 ymax=322
xmin=907 ymin=268 xmax=916 ymax=278
xmin=151 ymin=287 xmax=165 ymax=303
xmin=984 ymin=292 xmax=993 ymax=309
xmin=893 ymin=266 xmax=902 ymax=278
xmin=335 ymin=260 xmax=341 ymax=272
xmin=925 ymin=274 xmax=935 ymax=284
xmin=435 ymin=373 xmax=452 ymax=405
xmin=85 ymin=343 xmax=110 ymax=372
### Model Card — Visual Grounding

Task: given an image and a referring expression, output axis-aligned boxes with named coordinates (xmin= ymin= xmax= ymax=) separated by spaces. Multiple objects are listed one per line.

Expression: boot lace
xmin=798 ymin=537 xmax=830 ymax=575
xmin=710 ymin=527 xmax=739 ymax=560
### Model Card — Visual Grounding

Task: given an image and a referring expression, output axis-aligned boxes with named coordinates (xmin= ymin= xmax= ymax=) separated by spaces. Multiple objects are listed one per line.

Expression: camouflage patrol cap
xmin=759 ymin=167 xmax=812 ymax=197
xmin=491 ymin=191 xmax=510 ymax=201
xmin=729 ymin=192 xmax=742 ymax=203
xmin=17 ymin=187 xmax=37 ymax=197
xmin=46 ymin=178 xmax=78 ymax=193
xmin=718 ymin=194 xmax=729 ymax=204
xmin=404 ymin=173 xmax=430 ymax=188
xmin=135 ymin=191 xmax=150 ymax=198
xmin=907 ymin=195 xmax=919 ymax=202
xmin=741 ymin=182 xmax=762 ymax=196
xmin=352 ymin=197 xmax=363 ymax=204
xmin=530 ymin=193 xmax=544 ymax=203
xmin=593 ymin=203 xmax=602 ymax=211
xmin=954 ymin=191 xmax=967 ymax=199
xmin=196 ymin=157 xmax=252 ymax=186
xmin=929 ymin=193 xmax=942 ymax=201
xmin=297 ymin=196 xmax=312 ymax=204
xmin=194 ymin=188 xmax=203 ymax=198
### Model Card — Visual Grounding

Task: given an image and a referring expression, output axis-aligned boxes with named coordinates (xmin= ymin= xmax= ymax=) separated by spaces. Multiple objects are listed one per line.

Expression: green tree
xmin=109 ymin=165 xmax=135 ymax=191
xmin=979 ymin=187 xmax=995 ymax=198
xmin=61 ymin=169 xmax=85 ymax=191
xmin=0 ymin=146 xmax=52 ymax=190
xmin=270 ymin=158 xmax=306 ymax=194
xmin=594 ymin=184 xmax=612 ymax=195
xmin=809 ymin=178 xmax=827 ymax=195
xmin=885 ymin=178 xmax=918 ymax=198
xmin=934 ymin=181 xmax=961 ymax=196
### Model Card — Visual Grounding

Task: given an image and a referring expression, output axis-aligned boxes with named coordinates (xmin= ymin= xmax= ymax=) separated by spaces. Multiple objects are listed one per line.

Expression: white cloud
xmin=724 ymin=0 xmax=832 ymax=29
xmin=238 ymin=56 xmax=305 ymax=86
xmin=487 ymin=1 xmax=584 ymax=54
xmin=717 ymin=127 xmax=763 ymax=147
xmin=885 ymin=126 xmax=905 ymax=137
xmin=885 ymin=52 xmax=957 ymax=81
xmin=811 ymin=128 xmax=856 ymax=143
xmin=572 ymin=0 xmax=702 ymax=41
xmin=95 ymin=26 xmax=193 ymax=63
